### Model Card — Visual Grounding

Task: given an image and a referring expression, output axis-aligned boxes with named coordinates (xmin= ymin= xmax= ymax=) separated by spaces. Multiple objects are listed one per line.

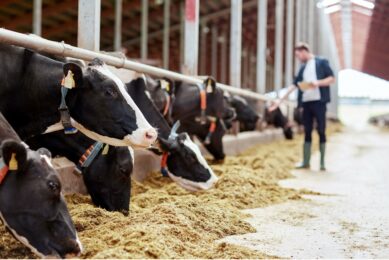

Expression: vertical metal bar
xmin=180 ymin=1 xmax=185 ymax=69
xmin=220 ymin=35 xmax=227 ymax=83
xmin=285 ymin=0 xmax=294 ymax=86
xmin=114 ymin=0 xmax=122 ymax=51
xmin=341 ymin=0 xmax=352 ymax=68
xmin=211 ymin=25 xmax=218 ymax=78
xmin=308 ymin=0 xmax=315 ymax=49
xmin=256 ymin=0 xmax=267 ymax=93
xmin=78 ymin=0 xmax=101 ymax=51
xmin=230 ymin=0 xmax=242 ymax=88
xmin=33 ymin=0 xmax=42 ymax=36
xmin=274 ymin=0 xmax=284 ymax=94
xmin=184 ymin=0 xmax=199 ymax=75
xmin=199 ymin=23 xmax=208 ymax=75
xmin=141 ymin=0 xmax=148 ymax=60
xmin=300 ymin=0 xmax=306 ymax=42
xmin=295 ymin=0 xmax=302 ymax=73
xmin=163 ymin=0 xmax=171 ymax=69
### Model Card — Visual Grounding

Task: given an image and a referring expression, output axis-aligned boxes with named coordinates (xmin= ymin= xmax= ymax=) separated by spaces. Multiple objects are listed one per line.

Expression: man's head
xmin=294 ymin=42 xmax=312 ymax=63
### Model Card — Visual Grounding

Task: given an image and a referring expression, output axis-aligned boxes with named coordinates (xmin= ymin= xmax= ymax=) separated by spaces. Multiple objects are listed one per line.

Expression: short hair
xmin=294 ymin=42 xmax=310 ymax=52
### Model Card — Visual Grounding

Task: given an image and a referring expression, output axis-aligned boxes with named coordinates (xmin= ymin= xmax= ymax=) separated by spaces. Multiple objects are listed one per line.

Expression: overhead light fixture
xmin=324 ymin=4 xmax=342 ymax=14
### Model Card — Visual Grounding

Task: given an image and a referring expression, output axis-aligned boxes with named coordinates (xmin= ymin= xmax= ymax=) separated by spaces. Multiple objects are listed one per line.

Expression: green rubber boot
xmin=295 ymin=142 xmax=311 ymax=169
xmin=320 ymin=143 xmax=326 ymax=171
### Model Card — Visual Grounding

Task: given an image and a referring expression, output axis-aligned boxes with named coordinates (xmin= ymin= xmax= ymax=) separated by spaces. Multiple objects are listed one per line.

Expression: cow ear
xmin=1 ymin=140 xmax=27 ymax=172
xmin=37 ymin=147 xmax=52 ymax=160
xmin=63 ymin=63 xmax=83 ymax=88
xmin=204 ymin=77 xmax=217 ymax=93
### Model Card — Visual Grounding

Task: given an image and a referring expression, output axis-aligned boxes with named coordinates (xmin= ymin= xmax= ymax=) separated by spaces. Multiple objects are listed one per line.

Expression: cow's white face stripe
xmin=128 ymin=147 xmax=135 ymax=164
xmin=182 ymin=134 xmax=213 ymax=173
xmin=93 ymin=65 xmax=153 ymax=131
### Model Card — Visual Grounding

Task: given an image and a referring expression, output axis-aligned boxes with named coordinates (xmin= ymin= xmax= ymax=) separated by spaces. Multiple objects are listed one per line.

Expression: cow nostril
xmin=145 ymin=129 xmax=157 ymax=140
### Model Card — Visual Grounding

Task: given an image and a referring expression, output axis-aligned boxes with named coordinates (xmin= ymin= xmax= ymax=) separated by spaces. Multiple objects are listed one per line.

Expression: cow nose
xmin=145 ymin=128 xmax=157 ymax=141
xmin=64 ymin=239 xmax=82 ymax=258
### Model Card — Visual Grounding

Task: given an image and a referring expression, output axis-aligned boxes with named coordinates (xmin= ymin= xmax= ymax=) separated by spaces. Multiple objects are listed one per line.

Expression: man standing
xmin=270 ymin=42 xmax=335 ymax=170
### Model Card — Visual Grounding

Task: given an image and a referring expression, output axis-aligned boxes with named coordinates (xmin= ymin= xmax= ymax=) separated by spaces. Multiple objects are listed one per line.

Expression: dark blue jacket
xmin=294 ymin=57 xmax=334 ymax=107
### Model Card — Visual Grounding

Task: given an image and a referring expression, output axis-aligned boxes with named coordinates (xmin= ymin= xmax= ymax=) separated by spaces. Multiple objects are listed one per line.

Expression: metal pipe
xmin=33 ymin=0 xmax=42 ymax=36
xmin=0 ymin=28 xmax=290 ymax=102
xmin=78 ymin=0 xmax=101 ymax=51
xmin=285 ymin=0 xmax=294 ymax=86
xmin=184 ymin=0 xmax=200 ymax=75
xmin=141 ymin=0 xmax=148 ymax=60
xmin=114 ymin=0 xmax=122 ymax=51
xmin=220 ymin=35 xmax=227 ymax=84
xmin=163 ymin=0 xmax=170 ymax=69
xmin=341 ymin=0 xmax=352 ymax=68
xmin=295 ymin=0 xmax=302 ymax=73
xmin=274 ymin=0 xmax=284 ymax=95
xmin=256 ymin=0 xmax=267 ymax=93
xmin=230 ymin=0 xmax=242 ymax=88
xmin=199 ymin=23 xmax=208 ymax=75
xmin=211 ymin=25 xmax=218 ymax=78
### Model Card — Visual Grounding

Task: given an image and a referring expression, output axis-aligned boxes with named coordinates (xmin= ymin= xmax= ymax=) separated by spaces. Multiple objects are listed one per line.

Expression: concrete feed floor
xmin=222 ymin=124 xmax=389 ymax=258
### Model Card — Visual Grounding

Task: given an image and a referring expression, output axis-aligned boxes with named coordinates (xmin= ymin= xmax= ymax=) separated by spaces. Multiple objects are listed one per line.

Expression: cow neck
xmin=0 ymin=49 xmax=64 ymax=140
xmin=171 ymin=83 xmax=204 ymax=121
xmin=127 ymin=80 xmax=171 ymax=140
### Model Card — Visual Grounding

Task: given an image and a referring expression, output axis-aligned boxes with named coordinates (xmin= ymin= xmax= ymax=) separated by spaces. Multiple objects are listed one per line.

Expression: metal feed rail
xmin=0 ymin=28 xmax=289 ymax=103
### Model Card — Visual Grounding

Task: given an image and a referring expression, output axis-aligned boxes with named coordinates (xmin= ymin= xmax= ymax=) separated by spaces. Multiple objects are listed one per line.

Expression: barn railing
xmin=0 ymin=28 xmax=297 ymax=107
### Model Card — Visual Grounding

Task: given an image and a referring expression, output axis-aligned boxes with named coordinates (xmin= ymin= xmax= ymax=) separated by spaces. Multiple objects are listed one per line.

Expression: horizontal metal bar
xmin=0 ymin=28 xmax=282 ymax=102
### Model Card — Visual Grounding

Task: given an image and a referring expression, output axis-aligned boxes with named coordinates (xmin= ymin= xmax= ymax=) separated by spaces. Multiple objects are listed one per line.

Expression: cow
xmin=0 ymin=113 xmax=81 ymax=258
xmin=126 ymin=77 xmax=218 ymax=191
xmin=26 ymin=132 xmax=133 ymax=215
xmin=265 ymin=107 xmax=294 ymax=139
xmin=226 ymin=94 xmax=259 ymax=131
xmin=0 ymin=43 xmax=157 ymax=148
xmin=143 ymin=76 xmax=233 ymax=161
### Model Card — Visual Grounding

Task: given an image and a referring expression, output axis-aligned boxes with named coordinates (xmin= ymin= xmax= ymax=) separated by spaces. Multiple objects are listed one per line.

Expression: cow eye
xmin=47 ymin=181 xmax=60 ymax=192
xmin=105 ymin=87 xmax=117 ymax=98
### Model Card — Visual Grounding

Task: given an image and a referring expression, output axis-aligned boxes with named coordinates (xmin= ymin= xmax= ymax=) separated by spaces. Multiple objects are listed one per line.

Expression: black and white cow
xmin=265 ymin=107 xmax=294 ymax=140
xmin=144 ymin=76 xmax=232 ymax=161
xmin=0 ymin=44 xmax=157 ymax=147
xmin=126 ymin=78 xmax=218 ymax=191
xmin=27 ymin=132 xmax=133 ymax=215
xmin=0 ymin=113 xmax=81 ymax=258
xmin=226 ymin=95 xmax=260 ymax=132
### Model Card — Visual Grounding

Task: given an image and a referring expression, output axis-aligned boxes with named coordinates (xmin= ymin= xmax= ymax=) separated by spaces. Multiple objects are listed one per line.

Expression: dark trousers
xmin=302 ymin=101 xmax=327 ymax=143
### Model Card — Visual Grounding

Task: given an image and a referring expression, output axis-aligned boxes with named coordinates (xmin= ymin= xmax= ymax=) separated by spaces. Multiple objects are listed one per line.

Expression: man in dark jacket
xmin=269 ymin=42 xmax=335 ymax=170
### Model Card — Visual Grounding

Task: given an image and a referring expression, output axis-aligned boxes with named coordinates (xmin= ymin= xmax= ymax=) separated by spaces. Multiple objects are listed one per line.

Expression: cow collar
xmin=204 ymin=117 xmax=218 ymax=145
xmin=0 ymin=157 xmax=9 ymax=184
xmin=195 ymin=83 xmax=208 ymax=125
xmin=74 ymin=142 xmax=108 ymax=174
xmin=160 ymin=121 xmax=181 ymax=177
xmin=59 ymin=72 xmax=78 ymax=135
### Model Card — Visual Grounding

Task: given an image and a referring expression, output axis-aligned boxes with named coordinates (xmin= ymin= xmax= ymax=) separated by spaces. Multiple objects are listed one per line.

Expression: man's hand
xmin=311 ymin=80 xmax=319 ymax=88
xmin=268 ymin=99 xmax=281 ymax=112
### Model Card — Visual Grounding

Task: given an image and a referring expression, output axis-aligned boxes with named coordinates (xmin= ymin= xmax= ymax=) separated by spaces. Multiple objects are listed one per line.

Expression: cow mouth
xmin=167 ymin=171 xmax=219 ymax=192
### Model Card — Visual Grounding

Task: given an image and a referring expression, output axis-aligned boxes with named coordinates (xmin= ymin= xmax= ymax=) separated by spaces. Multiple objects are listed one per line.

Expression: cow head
xmin=229 ymin=95 xmax=259 ymax=131
xmin=0 ymin=140 xmax=81 ymax=258
xmin=64 ymin=59 xmax=157 ymax=148
xmin=265 ymin=107 xmax=294 ymax=140
xmin=203 ymin=77 xmax=225 ymax=119
xmin=82 ymin=145 xmax=132 ymax=215
xmin=159 ymin=122 xmax=218 ymax=192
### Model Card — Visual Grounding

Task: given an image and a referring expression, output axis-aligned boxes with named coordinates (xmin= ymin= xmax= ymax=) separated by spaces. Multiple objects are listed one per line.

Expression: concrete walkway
xmin=222 ymin=125 xmax=389 ymax=258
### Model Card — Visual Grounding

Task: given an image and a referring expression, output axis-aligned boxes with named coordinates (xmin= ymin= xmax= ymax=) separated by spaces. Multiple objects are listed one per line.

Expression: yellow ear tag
xmin=206 ymin=79 xmax=213 ymax=93
xmin=9 ymin=153 xmax=18 ymax=171
xmin=63 ymin=70 xmax=75 ymax=89
xmin=161 ymin=80 xmax=170 ymax=92
xmin=102 ymin=144 xmax=109 ymax=155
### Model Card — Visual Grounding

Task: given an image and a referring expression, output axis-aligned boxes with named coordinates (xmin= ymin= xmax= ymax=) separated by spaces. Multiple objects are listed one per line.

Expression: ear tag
xmin=161 ymin=80 xmax=170 ymax=92
xmin=102 ymin=144 xmax=109 ymax=155
xmin=9 ymin=153 xmax=18 ymax=171
xmin=206 ymin=79 xmax=213 ymax=93
xmin=62 ymin=70 xmax=75 ymax=89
